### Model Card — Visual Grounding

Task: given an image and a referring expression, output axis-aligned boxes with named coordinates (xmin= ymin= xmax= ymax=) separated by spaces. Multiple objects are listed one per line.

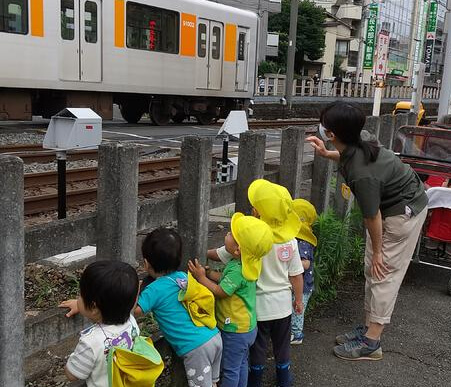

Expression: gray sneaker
xmin=333 ymin=338 xmax=383 ymax=361
xmin=335 ymin=325 xmax=367 ymax=345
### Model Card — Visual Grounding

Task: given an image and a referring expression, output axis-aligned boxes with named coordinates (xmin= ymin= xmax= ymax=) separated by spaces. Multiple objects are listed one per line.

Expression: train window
xmin=211 ymin=26 xmax=221 ymax=60
xmin=126 ymin=2 xmax=179 ymax=54
xmin=61 ymin=0 xmax=75 ymax=40
xmin=84 ymin=1 xmax=97 ymax=43
xmin=0 ymin=0 xmax=28 ymax=34
xmin=198 ymin=23 xmax=206 ymax=58
xmin=238 ymin=33 xmax=246 ymax=61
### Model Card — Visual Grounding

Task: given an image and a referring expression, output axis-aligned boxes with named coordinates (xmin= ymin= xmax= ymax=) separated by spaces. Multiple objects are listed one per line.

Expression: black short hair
xmin=79 ymin=261 xmax=139 ymax=325
xmin=141 ymin=228 xmax=182 ymax=274
xmin=320 ymin=101 xmax=380 ymax=163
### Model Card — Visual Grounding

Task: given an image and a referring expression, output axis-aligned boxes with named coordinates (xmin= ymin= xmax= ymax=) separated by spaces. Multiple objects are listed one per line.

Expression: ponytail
xmin=358 ymin=139 xmax=380 ymax=164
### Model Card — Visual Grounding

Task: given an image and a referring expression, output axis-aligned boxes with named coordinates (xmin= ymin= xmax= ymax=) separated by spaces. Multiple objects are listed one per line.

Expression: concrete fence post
xmin=279 ymin=127 xmax=306 ymax=198
xmin=311 ymin=153 xmax=333 ymax=214
xmin=0 ymin=156 xmax=25 ymax=387
xmin=379 ymin=114 xmax=396 ymax=149
xmin=363 ymin=115 xmax=381 ymax=138
xmin=178 ymin=136 xmax=212 ymax=267
xmin=407 ymin=111 xmax=418 ymax=126
xmin=235 ymin=131 xmax=266 ymax=214
xmin=334 ymin=173 xmax=354 ymax=219
xmin=96 ymin=143 xmax=139 ymax=265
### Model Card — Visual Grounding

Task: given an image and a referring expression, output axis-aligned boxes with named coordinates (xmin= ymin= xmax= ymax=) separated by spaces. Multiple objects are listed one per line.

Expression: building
xmin=427 ymin=0 xmax=449 ymax=84
xmin=308 ymin=0 xmax=364 ymax=79
xmin=211 ymin=0 xmax=282 ymax=62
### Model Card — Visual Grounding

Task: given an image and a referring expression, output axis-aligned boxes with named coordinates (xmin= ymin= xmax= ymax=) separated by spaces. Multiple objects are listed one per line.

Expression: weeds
xmin=310 ymin=206 xmax=365 ymax=308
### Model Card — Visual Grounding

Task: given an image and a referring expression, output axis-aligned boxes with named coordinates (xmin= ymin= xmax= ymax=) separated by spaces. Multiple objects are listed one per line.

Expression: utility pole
xmin=285 ymin=0 xmax=299 ymax=109
xmin=438 ymin=1 xmax=451 ymax=119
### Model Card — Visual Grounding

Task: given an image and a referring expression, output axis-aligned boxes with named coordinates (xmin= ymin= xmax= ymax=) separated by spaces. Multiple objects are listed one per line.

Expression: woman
xmin=307 ymin=102 xmax=428 ymax=361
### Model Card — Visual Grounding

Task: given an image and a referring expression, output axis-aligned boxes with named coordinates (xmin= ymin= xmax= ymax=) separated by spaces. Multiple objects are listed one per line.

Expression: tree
xmin=269 ymin=0 xmax=326 ymax=73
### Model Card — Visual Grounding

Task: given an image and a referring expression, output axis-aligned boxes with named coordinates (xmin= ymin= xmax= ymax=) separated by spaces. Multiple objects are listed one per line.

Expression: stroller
xmin=393 ymin=125 xmax=451 ymax=295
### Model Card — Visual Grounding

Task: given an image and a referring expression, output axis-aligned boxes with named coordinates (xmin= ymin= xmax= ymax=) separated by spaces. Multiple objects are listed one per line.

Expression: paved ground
xmin=208 ymin=221 xmax=451 ymax=387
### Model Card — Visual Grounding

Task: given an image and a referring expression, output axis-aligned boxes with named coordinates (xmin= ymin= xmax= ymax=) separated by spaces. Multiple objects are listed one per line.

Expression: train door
xmin=208 ymin=21 xmax=223 ymax=90
xmin=235 ymin=28 xmax=249 ymax=91
xmin=196 ymin=19 xmax=223 ymax=90
xmin=59 ymin=0 xmax=102 ymax=82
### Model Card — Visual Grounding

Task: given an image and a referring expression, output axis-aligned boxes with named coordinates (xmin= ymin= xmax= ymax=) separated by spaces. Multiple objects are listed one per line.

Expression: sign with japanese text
xmin=363 ymin=3 xmax=379 ymax=69
xmin=374 ymin=31 xmax=389 ymax=78
xmin=424 ymin=0 xmax=438 ymax=74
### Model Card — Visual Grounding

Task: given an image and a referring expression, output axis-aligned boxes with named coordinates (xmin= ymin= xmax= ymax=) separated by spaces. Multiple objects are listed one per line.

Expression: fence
xmin=0 ymin=111 xmax=417 ymax=386
xmin=256 ymin=76 xmax=441 ymax=100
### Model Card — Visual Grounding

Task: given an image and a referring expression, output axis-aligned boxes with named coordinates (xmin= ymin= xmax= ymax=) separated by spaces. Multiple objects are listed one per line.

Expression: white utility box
xmin=43 ymin=108 xmax=102 ymax=150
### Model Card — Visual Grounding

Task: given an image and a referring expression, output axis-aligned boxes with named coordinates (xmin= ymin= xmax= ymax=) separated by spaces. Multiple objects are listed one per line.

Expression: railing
xmin=255 ymin=76 xmax=441 ymax=100
xmin=0 ymin=111 xmax=418 ymax=386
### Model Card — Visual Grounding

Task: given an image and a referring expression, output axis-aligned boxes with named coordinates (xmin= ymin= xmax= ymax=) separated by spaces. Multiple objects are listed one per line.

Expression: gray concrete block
xmin=137 ymin=195 xmax=177 ymax=232
xmin=96 ymin=143 xmax=139 ymax=265
xmin=25 ymin=308 xmax=88 ymax=357
xmin=235 ymin=131 xmax=266 ymax=214
xmin=25 ymin=213 xmax=97 ymax=263
xmin=0 ymin=155 xmax=25 ymax=387
xmin=407 ymin=111 xmax=418 ymax=126
xmin=393 ymin=114 xmax=409 ymax=148
xmin=379 ymin=114 xmax=396 ymax=149
xmin=334 ymin=173 xmax=354 ymax=219
xmin=310 ymin=154 xmax=333 ymax=214
xmin=363 ymin=115 xmax=381 ymax=138
xmin=178 ymin=136 xmax=212 ymax=267
xmin=279 ymin=127 xmax=306 ymax=198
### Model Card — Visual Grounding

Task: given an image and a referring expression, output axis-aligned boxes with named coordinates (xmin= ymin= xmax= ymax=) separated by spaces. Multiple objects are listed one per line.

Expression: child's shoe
xmin=276 ymin=362 xmax=292 ymax=387
xmin=290 ymin=333 xmax=304 ymax=345
xmin=248 ymin=365 xmax=264 ymax=387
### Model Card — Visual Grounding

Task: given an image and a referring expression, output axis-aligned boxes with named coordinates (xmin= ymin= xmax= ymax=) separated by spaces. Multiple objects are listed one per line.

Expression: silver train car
xmin=0 ymin=0 xmax=258 ymax=124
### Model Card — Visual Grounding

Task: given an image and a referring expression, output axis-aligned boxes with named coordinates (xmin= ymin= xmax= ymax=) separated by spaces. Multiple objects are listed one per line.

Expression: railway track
xmin=24 ymin=158 xmax=181 ymax=215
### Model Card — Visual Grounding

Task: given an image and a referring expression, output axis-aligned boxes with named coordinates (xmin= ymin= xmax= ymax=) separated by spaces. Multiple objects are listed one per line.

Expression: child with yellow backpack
xmin=189 ymin=213 xmax=273 ymax=387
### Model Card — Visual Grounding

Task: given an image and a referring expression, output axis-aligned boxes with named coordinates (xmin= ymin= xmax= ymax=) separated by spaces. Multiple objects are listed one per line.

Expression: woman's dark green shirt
xmin=339 ymin=146 xmax=428 ymax=219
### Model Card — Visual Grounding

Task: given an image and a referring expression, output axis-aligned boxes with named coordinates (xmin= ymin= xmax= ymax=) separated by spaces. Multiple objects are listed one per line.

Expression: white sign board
xmin=374 ymin=31 xmax=390 ymax=78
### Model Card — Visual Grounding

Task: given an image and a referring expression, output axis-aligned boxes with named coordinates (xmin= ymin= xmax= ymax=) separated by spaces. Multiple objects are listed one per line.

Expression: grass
xmin=309 ymin=206 xmax=365 ymax=309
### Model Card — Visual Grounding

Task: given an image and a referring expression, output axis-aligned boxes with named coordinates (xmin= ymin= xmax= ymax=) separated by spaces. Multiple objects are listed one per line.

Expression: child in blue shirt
xmin=291 ymin=199 xmax=318 ymax=344
xmin=134 ymin=228 xmax=222 ymax=387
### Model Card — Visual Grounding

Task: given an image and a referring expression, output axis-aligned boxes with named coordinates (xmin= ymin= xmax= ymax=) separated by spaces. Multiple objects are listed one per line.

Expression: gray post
xmin=285 ymin=0 xmax=299 ymax=109
xmin=379 ymin=114 xmax=396 ymax=149
xmin=334 ymin=173 xmax=354 ymax=219
xmin=279 ymin=127 xmax=306 ymax=198
xmin=0 ymin=156 xmax=25 ymax=387
xmin=311 ymin=153 xmax=333 ymax=214
xmin=96 ymin=143 xmax=139 ymax=265
xmin=392 ymin=114 xmax=409 ymax=149
xmin=235 ymin=131 xmax=266 ymax=214
xmin=407 ymin=111 xmax=418 ymax=126
xmin=178 ymin=136 xmax=212 ymax=267
xmin=363 ymin=115 xmax=381 ymax=138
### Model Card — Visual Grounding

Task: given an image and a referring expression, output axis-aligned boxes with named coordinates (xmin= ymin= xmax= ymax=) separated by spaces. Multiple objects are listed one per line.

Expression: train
xmin=0 ymin=0 xmax=258 ymax=124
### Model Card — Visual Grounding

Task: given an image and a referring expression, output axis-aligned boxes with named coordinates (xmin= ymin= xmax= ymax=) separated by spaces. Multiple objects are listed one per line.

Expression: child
xmin=209 ymin=180 xmax=304 ymax=387
xmin=59 ymin=261 xmax=140 ymax=387
xmin=290 ymin=199 xmax=318 ymax=344
xmin=134 ymin=228 xmax=222 ymax=387
xmin=188 ymin=213 xmax=273 ymax=387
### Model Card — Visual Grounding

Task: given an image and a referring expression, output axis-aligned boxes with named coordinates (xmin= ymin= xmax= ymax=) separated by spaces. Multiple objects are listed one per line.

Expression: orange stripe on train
xmin=115 ymin=0 xmax=125 ymax=48
xmin=181 ymin=13 xmax=197 ymax=57
xmin=31 ymin=0 xmax=44 ymax=37
xmin=224 ymin=24 xmax=237 ymax=62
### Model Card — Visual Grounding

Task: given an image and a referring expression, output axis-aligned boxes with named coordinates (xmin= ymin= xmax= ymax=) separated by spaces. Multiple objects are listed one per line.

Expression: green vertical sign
xmin=424 ymin=0 xmax=439 ymax=74
xmin=363 ymin=3 xmax=379 ymax=69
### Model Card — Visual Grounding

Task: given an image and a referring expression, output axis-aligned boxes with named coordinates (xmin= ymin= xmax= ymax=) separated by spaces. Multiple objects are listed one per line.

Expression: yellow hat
xmin=248 ymin=179 xmax=301 ymax=244
xmin=231 ymin=212 xmax=273 ymax=281
xmin=292 ymin=199 xmax=318 ymax=247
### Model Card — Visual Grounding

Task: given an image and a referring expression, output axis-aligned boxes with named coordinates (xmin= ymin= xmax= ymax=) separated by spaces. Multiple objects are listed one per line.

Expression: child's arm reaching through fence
xmin=188 ymin=259 xmax=228 ymax=298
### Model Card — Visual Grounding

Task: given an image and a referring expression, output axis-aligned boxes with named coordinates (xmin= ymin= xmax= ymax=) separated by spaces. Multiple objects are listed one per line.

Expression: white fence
xmin=255 ymin=76 xmax=441 ymax=100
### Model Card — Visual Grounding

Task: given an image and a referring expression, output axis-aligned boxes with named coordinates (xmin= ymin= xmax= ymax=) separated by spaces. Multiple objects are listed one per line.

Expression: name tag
xmin=341 ymin=183 xmax=352 ymax=200
xmin=277 ymin=245 xmax=294 ymax=262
